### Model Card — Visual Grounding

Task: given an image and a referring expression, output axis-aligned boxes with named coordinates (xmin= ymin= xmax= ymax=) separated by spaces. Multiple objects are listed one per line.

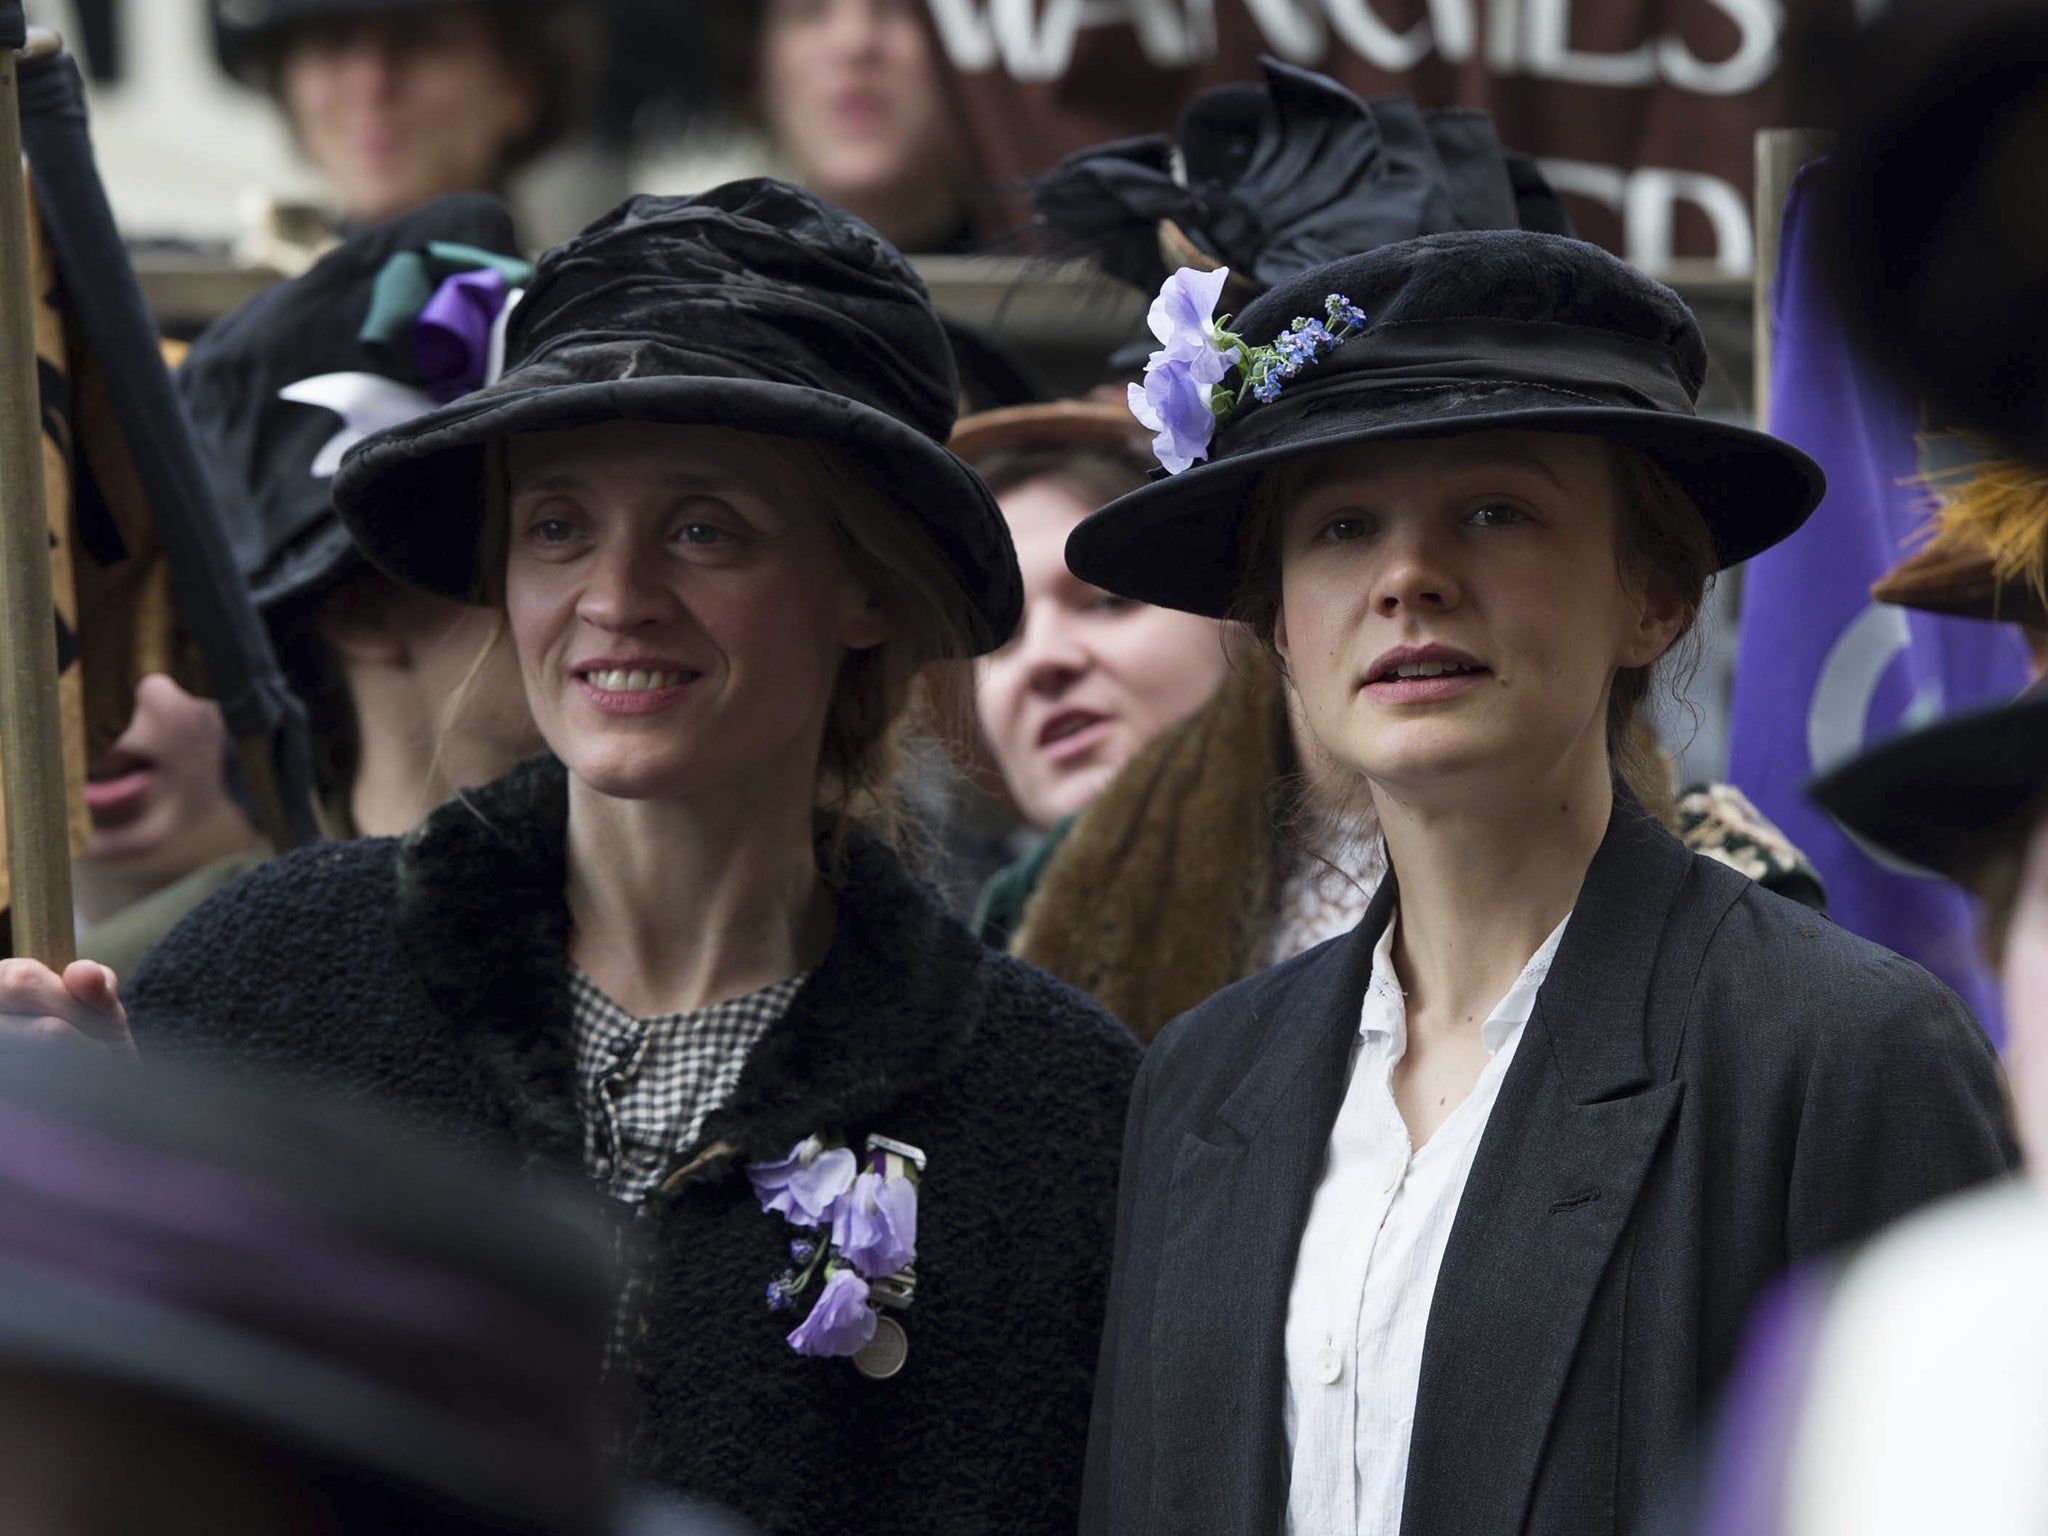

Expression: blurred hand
xmin=0 ymin=959 xmax=134 ymax=1052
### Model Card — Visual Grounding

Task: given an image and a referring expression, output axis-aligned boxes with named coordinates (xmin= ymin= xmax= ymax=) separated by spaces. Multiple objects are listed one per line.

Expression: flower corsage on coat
xmin=1127 ymin=265 xmax=1369 ymax=473
xmin=748 ymin=1133 xmax=922 ymax=1377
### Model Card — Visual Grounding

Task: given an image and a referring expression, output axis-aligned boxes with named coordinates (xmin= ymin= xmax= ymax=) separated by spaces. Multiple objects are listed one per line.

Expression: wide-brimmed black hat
xmin=1808 ymin=678 xmax=2048 ymax=884
xmin=0 ymin=1040 xmax=616 ymax=1533
xmin=334 ymin=180 xmax=1023 ymax=652
xmin=1067 ymin=230 xmax=1825 ymax=617
xmin=180 ymin=192 xmax=525 ymax=619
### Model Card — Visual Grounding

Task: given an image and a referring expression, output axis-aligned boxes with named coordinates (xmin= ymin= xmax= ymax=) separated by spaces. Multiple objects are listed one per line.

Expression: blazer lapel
xmin=1150 ymin=878 xmax=1396 ymax=1533
xmin=1401 ymin=804 xmax=1697 ymax=1535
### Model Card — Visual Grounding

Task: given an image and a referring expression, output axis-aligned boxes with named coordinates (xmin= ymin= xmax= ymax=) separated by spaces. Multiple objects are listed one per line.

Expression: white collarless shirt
xmin=1282 ymin=907 xmax=1571 ymax=1536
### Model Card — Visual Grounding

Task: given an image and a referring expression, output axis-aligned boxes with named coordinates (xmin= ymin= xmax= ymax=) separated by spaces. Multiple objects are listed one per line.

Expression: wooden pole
xmin=1753 ymin=129 xmax=1838 ymax=430
xmin=0 ymin=29 xmax=74 ymax=966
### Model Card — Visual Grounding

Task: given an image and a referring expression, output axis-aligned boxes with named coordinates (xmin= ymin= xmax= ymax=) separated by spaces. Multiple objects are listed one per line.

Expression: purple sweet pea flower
xmin=1128 ymin=266 xmax=1238 ymax=474
xmin=414 ymin=267 xmax=508 ymax=402
xmin=831 ymin=1167 xmax=918 ymax=1278
xmin=787 ymin=1267 xmax=878 ymax=1357
xmin=747 ymin=1136 xmax=857 ymax=1228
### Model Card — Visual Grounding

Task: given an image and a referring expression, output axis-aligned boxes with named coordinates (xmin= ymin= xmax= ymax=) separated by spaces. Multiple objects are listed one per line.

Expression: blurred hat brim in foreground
xmin=0 ymin=1041 xmax=615 ymax=1534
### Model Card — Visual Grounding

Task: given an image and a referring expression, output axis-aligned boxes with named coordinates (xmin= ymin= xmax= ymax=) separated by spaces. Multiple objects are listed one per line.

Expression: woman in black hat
xmin=178 ymin=191 xmax=543 ymax=846
xmin=1074 ymin=232 xmax=2015 ymax=1536
xmin=212 ymin=0 xmax=599 ymax=229
xmin=0 ymin=181 xmax=1137 ymax=1536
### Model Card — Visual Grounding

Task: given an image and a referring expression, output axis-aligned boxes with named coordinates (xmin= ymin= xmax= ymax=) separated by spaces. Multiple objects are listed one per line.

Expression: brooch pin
xmin=748 ymin=1132 xmax=923 ymax=1380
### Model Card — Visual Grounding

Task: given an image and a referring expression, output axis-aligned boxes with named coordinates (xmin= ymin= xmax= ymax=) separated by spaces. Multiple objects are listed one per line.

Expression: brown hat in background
xmin=949 ymin=388 xmax=1149 ymax=467
xmin=1873 ymin=450 xmax=2048 ymax=629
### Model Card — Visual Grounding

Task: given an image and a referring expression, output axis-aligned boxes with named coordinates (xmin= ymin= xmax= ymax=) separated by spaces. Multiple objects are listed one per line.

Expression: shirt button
xmin=1314 ymin=1345 xmax=1343 ymax=1385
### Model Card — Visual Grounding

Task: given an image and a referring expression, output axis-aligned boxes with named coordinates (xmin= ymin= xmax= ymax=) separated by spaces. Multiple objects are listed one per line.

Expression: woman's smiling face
xmin=503 ymin=421 xmax=888 ymax=805
xmin=1273 ymin=429 xmax=1683 ymax=802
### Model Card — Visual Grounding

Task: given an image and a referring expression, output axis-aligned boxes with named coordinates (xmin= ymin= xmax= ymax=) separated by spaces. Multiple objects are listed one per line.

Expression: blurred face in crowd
xmin=311 ymin=571 xmax=539 ymax=836
xmin=75 ymin=675 xmax=263 ymax=916
xmin=1273 ymin=431 xmax=1682 ymax=808
xmin=977 ymin=476 xmax=1230 ymax=830
xmin=279 ymin=4 xmax=540 ymax=223
xmin=504 ymin=421 xmax=887 ymax=807
xmin=2001 ymin=811 xmax=2048 ymax=1162
xmin=759 ymin=0 xmax=962 ymax=245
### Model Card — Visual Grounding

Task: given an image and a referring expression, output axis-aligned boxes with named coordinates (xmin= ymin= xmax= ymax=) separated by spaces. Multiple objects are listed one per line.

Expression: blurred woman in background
xmin=710 ymin=0 xmax=974 ymax=254
xmin=959 ymin=396 xmax=1233 ymax=836
xmin=211 ymin=0 xmax=598 ymax=230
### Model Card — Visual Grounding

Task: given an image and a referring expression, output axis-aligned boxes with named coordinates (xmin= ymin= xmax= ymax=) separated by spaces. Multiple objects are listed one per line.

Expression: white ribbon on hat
xmin=281 ymin=285 xmax=526 ymax=478
xmin=484 ymin=286 xmax=524 ymax=389
xmin=279 ymin=373 xmax=439 ymax=479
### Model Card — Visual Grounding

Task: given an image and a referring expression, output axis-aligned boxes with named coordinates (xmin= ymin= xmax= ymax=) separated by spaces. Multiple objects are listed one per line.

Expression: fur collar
xmin=1012 ymin=655 xmax=1292 ymax=1043
xmin=394 ymin=755 xmax=988 ymax=1180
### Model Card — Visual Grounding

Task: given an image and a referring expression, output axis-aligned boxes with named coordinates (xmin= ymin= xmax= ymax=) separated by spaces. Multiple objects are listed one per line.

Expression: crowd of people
xmin=0 ymin=0 xmax=2042 ymax=1532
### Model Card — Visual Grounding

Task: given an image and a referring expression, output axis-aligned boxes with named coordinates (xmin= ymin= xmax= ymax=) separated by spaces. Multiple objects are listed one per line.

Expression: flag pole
xmin=0 ymin=16 xmax=74 ymax=966
xmin=1753 ymin=129 xmax=1836 ymax=429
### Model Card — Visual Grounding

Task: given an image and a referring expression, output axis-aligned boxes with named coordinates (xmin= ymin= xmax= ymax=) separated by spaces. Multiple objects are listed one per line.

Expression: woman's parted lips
xmin=1361 ymin=641 xmax=1489 ymax=685
xmin=86 ymin=746 xmax=153 ymax=784
xmin=1035 ymin=706 xmax=1110 ymax=751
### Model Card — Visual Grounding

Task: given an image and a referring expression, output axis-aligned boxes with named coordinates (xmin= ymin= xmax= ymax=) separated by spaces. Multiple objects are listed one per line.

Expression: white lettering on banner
xmin=1660 ymin=0 xmax=1781 ymax=96
xmin=927 ymin=0 xmax=1202 ymax=78
xmin=1538 ymin=158 xmax=1754 ymax=272
xmin=1236 ymin=0 xmax=1327 ymax=62
xmin=1430 ymin=0 xmax=1478 ymax=62
xmin=1322 ymin=0 xmax=1431 ymax=70
xmin=1486 ymin=0 xmax=1521 ymax=70
xmin=1522 ymin=0 xmax=1656 ymax=86
xmin=929 ymin=0 xmax=1785 ymax=94
xmin=1627 ymin=167 xmax=1751 ymax=269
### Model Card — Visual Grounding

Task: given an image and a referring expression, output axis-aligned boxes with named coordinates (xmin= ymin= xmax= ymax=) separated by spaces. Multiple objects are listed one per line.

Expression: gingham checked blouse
xmin=569 ymin=965 xmax=809 ymax=1202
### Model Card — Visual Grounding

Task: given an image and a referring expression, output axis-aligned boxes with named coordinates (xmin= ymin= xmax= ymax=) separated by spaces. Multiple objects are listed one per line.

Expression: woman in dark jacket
xmin=1 ymin=182 xmax=1137 ymax=1536
xmin=1068 ymin=231 xmax=2015 ymax=1536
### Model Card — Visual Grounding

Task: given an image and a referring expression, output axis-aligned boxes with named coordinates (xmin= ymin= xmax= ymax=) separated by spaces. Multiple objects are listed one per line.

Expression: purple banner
xmin=1726 ymin=161 xmax=2030 ymax=1044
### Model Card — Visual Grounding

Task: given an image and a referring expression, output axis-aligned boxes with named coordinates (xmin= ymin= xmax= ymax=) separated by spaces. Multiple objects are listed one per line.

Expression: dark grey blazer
xmin=1081 ymin=801 xmax=2016 ymax=1536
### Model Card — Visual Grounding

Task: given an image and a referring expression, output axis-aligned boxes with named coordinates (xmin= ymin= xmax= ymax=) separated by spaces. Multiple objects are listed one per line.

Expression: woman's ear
xmin=1618 ymin=576 xmax=1686 ymax=671
xmin=1272 ymin=605 xmax=1293 ymax=668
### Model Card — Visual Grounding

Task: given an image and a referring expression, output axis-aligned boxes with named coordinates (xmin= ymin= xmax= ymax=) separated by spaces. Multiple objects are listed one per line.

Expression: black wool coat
xmin=129 ymin=756 xmax=1140 ymax=1536
xmin=1081 ymin=800 xmax=2017 ymax=1536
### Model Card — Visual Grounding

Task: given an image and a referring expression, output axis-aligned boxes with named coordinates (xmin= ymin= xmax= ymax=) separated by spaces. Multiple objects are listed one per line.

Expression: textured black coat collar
xmin=394 ymin=755 xmax=989 ymax=1181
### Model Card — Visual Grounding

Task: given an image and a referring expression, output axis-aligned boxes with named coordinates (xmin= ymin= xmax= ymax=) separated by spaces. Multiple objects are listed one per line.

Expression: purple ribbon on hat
xmin=415 ymin=267 xmax=511 ymax=403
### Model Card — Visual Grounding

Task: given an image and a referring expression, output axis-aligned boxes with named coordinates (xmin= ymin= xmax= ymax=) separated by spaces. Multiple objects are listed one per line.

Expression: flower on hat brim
xmin=1128 ymin=271 xmax=1370 ymax=475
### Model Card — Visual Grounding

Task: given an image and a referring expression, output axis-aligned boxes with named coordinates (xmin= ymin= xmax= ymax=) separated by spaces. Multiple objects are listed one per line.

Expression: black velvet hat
xmin=334 ymin=180 xmax=1024 ymax=652
xmin=180 ymin=192 xmax=525 ymax=619
xmin=1067 ymin=230 xmax=1826 ymax=617
xmin=1807 ymin=678 xmax=2048 ymax=884
xmin=0 ymin=1040 xmax=616 ymax=1533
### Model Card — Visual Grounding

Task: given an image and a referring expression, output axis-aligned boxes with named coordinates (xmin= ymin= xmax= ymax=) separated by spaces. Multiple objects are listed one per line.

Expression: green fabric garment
xmin=971 ymin=818 xmax=1073 ymax=950
xmin=77 ymin=851 xmax=270 ymax=982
